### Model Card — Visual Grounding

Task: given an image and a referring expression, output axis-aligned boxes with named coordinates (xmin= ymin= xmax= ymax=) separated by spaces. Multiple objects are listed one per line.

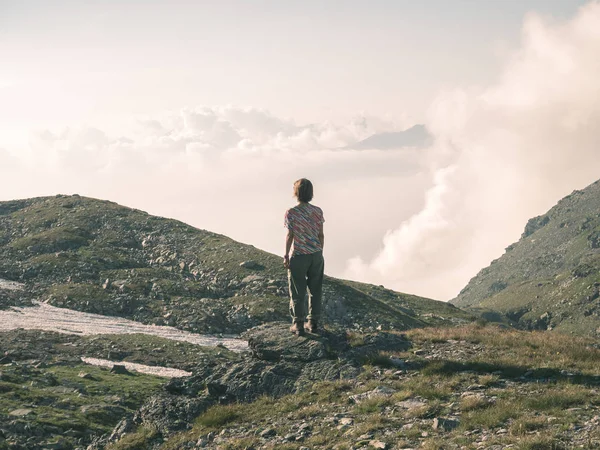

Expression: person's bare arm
xmin=284 ymin=230 xmax=294 ymax=268
xmin=318 ymin=222 xmax=324 ymax=250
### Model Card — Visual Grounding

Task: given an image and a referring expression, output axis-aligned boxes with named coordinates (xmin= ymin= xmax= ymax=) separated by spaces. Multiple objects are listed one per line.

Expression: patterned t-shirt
xmin=284 ymin=203 xmax=325 ymax=255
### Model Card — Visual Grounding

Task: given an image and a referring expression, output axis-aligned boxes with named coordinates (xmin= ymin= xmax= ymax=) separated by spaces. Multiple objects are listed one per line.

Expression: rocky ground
xmin=101 ymin=323 xmax=600 ymax=450
xmin=1 ymin=320 xmax=599 ymax=450
xmin=0 ymin=329 xmax=242 ymax=450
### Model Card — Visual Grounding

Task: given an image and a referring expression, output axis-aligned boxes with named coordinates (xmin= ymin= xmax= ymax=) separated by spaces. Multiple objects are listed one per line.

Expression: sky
xmin=1 ymin=0 xmax=599 ymax=300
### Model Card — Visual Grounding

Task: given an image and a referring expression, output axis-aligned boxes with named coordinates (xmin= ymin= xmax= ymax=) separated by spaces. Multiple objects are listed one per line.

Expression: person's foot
xmin=304 ymin=320 xmax=317 ymax=333
xmin=290 ymin=321 xmax=305 ymax=336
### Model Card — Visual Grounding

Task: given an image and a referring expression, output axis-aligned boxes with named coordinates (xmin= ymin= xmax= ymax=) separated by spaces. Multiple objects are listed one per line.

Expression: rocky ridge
xmin=452 ymin=178 xmax=600 ymax=336
xmin=0 ymin=194 xmax=471 ymax=335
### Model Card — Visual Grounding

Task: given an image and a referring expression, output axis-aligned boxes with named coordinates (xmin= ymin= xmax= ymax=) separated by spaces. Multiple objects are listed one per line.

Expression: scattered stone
xmin=389 ymin=357 xmax=406 ymax=368
xmin=396 ymin=399 xmax=427 ymax=410
xmin=432 ymin=417 xmax=460 ymax=431
xmin=339 ymin=417 xmax=354 ymax=426
xmin=110 ymin=365 xmax=133 ymax=375
xmin=9 ymin=408 xmax=33 ymax=417
xmin=369 ymin=440 xmax=387 ymax=449
xmin=242 ymin=275 xmax=264 ymax=284
xmin=298 ymin=422 xmax=311 ymax=432
xmin=465 ymin=384 xmax=485 ymax=391
xmin=350 ymin=385 xmax=396 ymax=403
xmin=260 ymin=428 xmax=276 ymax=438
xmin=78 ymin=372 xmax=95 ymax=380
xmin=240 ymin=261 xmax=263 ymax=270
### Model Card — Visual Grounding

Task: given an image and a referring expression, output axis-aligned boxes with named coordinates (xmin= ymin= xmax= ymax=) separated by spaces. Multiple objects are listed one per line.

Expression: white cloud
xmin=0 ymin=107 xmax=428 ymax=283
xmin=4 ymin=5 xmax=600 ymax=302
xmin=346 ymin=2 xmax=600 ymax=300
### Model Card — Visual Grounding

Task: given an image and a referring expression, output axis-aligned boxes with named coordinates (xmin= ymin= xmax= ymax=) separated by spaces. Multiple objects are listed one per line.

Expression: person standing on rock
xmin=284 ymin=178 xmax=325 ymax=336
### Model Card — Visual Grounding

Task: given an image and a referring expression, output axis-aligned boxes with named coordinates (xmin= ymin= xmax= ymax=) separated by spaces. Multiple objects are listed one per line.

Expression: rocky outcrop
xmin=90 ymin=323 xmax=410 ymax=449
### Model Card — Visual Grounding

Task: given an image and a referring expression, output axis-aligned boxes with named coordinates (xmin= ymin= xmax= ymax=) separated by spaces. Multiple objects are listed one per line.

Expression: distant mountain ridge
xmin=350 ymin=124 xmax=432 ymax=150
xmin=451 ymin=178 xmax=600 ymax=336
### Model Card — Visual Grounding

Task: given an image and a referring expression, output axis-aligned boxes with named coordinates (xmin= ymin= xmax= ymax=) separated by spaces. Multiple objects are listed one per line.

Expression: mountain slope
xmin=0 ymin=195 xmax=472 ymax=333
xmin=452 ymin=178 xmax=600 ymax=336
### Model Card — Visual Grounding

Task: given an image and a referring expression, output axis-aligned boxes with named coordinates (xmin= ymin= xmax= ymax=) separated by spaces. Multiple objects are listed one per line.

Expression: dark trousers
xmin=288 ymin=251 xmax=324 ymax=323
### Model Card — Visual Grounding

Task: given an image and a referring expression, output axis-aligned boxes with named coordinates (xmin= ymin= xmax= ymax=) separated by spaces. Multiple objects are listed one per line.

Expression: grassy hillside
xmin=0 ymin=194 xmax=472 ymax=333
xmin=452 ymin=179 xmax=600 ymax=336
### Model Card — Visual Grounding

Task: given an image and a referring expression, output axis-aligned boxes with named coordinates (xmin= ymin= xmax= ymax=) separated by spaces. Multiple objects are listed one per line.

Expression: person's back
xmin=283 ymin=178 xmax=325 ymax=336
xmin=285 ymin=202 xmax=324 ymax=255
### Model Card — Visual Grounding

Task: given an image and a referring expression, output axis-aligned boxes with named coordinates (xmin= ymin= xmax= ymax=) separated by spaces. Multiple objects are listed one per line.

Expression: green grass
xmin=404 ymin=323 xmax=600 ymax=376
xmin=195 ymin=404 xmax=242 ymax=429
xmin=522 ymin=385 xmax=589 ymax=411
xmin=106 ymin=425 xmax=159 ymax=450
xmin=353 ymin=397 xmax=391 ymax=414
xmin=0 ymin=362 xmax=165 ymax=449
xmin=509 ymin=415 xmax=549 ymax=436
xmin=459 ymin=399 xmax=521 ymax=430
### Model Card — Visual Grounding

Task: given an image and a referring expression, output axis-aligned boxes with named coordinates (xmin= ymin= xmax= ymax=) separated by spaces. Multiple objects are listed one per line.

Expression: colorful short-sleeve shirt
xmin=284 ymin=203 xmax=325 ymax=255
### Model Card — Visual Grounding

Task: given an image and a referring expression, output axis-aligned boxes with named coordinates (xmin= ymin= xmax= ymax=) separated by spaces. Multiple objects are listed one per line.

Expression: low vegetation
xmin=0 ymin=361 xmax=165 ymax=449
xmin=106 ymin=323 xmax=600 ymax=449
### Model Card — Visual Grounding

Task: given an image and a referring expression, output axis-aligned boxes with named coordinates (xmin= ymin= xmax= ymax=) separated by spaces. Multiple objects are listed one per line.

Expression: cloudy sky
xmin=1 ymin=0 xmax=600 ymax=300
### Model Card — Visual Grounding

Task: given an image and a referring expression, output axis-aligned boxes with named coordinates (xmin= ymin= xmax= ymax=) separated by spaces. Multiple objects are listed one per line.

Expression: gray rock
xmin=260 ymin=428 xmax=276 ymax=438
xmin=389 ymin=357 xmax=406 ymax=368
xmin=432 ymin=417 xmax=459 ymax=431
xmin=110 ymin=365 xmax=132 ymax=375
xmin=240 ymin=261 xmax=264 ymax=270
xmin=94 ymin=323 xmax=419 ymax=449
xmin=350 ymin=385 xmax=396 ymax=403
xmin=9 ymin=409 xmax=33 ymax=417
xmin=246 ymin=323 xmax=342 ymax=362
xmin=241 ymin=275 xmax=264 ymax=284
xmin=396 ymin=399 xmax=428 ymax=410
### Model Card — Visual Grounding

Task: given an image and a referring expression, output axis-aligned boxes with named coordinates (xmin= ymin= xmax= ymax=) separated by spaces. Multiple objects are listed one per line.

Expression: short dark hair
xmin=293 ymin=178 xmax=313 ymax=203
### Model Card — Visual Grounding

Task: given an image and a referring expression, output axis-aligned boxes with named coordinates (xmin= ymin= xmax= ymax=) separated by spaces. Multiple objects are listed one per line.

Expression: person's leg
xmin=306 ymin=251 xmax=324 ymax=326
xmin=288 ymin=253 xmax=310 ymax=326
